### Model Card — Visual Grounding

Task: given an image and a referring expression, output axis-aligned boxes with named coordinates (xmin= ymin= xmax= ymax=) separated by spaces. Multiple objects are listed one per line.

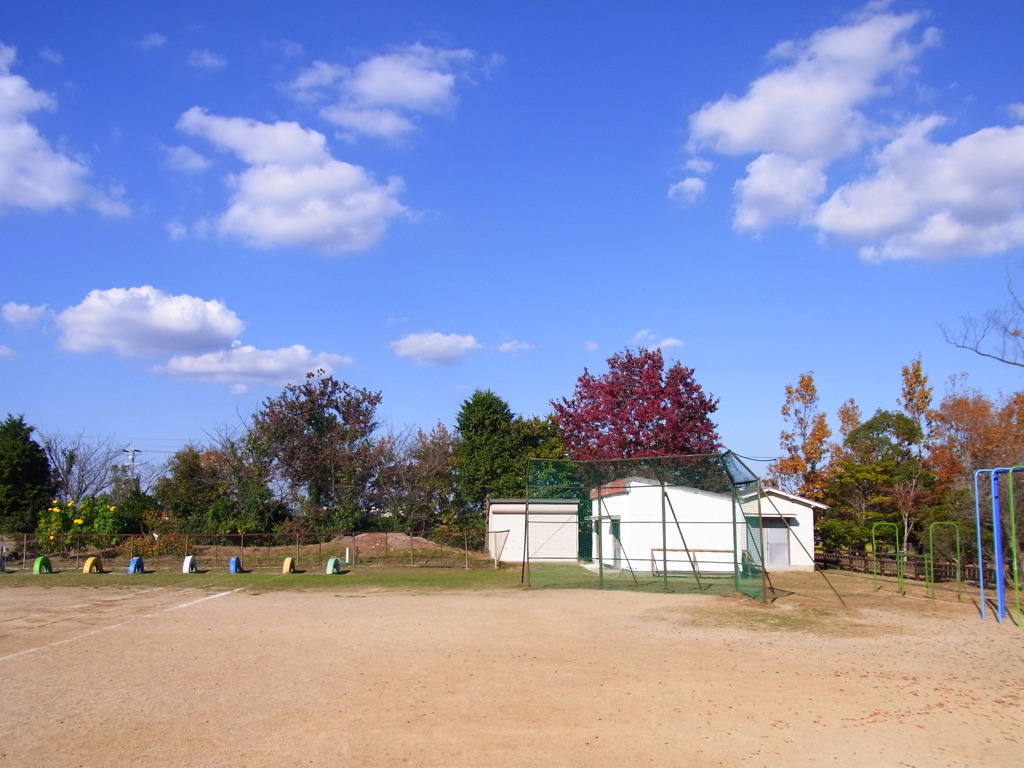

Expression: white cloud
xmin=136 ymin=33 xmax=166 ymax=50
xmin=163 ymin=143 xmax=211 ymax=173
xmin=177 ymin=108 xmax=408 ymax=252
xmin=0 ymin=44 xmax=129 ymax=216
xmin=583 ymin=340 xmax=599 ymax=352
xmin=667 ymin=177 xmax=706 ymax=205
xmin=655 ymin=337 xmax=684 ymax=351
xmin=631 ymin=329 xmax=684 ymax=351
xmin=733 ymin=153 xmax=826 ymax=230
xmin=685 ymin=157 xmax=714 ymax=174
xmin=165 ymin=220 xmax=188 ymax=240
xmin=0 ymin=344 xmax=15 ymax=358
xmin=217 ymin=160 xmax=405 ymax=251
xmin=816 ymin=119 xmax=1024 ymax=260
xmin=345 ymin=45 xmax=469 ymax=112
xmin=177 ymin=108 xmax=327 ymax=166
xmin=498 ymin=339 xmax=535 ymax=354
xmin=275 ymin=40 xmax=304 ymax=59
xmin=8 ymin=286 xmax=353 ymax=392
xmin=156 ymin=343 xmax=352 ymax=390
xmin=683 ymin=5 xmax=1024 ymax=260
xmin=289 ymin=43 xmax=494 ymax=141
xmin=2 ymin=301 xmax=48 ymax=328
xmin=390 ymin=331 xmax=482 ymax=365
xmin=188 ymin=49 xmax=227 ymax=69
xmin=55 ymin=286 xmax=244 ymax=357
xmin=39 ymin=47 xmax=62 ymax=65
xmin=690 ymin=9 xmax=933 ymax=162
xmin=320 ymin=106 xmax=417 ymax=140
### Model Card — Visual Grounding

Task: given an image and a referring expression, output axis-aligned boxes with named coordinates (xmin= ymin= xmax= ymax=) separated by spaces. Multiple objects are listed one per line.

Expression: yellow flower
xmin=52 ymin=499 xmax=60 ymax=505
xmin=67 ymin=500 xmax=74 ymax=506
xmin=73 ymin=518 xmax=84 ymax=525
xmin=48 ymin=535 xmax=54 ymax=540
xmin=108 ymin=506 xmax=116 ymax=511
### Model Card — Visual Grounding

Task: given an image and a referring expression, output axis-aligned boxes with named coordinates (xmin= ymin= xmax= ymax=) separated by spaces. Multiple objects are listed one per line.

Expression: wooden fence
xmin=815 ymin=549 xmax=1001 ymax=586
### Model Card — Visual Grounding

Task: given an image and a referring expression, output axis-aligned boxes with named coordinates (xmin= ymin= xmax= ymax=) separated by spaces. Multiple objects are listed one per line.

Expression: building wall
xmin=592 ymin=483 xmax=738 ymax=573
xmin=486 ymin=500 xmax=580 ymax=563
xmin=743 ymin=492 xmax=817 ymax=571
xmin=591 ymin=482 xmax=818 ymax=573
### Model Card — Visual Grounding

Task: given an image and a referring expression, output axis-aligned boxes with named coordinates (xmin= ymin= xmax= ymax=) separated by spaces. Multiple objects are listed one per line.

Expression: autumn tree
xmin=926 ymin=384 xmax=1024 ymax=561
xmin=248 ymin=370 xmax=382 ymax=530
xmin=829 ymin=397 xmax=862 ymax=460
xmin=928 ymin=383 xmax=1023 ymax=502
xmin=927 ymin=383 xmax=1024 ymax=484
xmin=551 ymin=348 xmax=721 ymax=460
xmin=0 ymin=414 xmax=53 ymax=532
xmin=771 ymin=372 xmax=831 ymax=500
xmin=899 ymin=357 xmax=932 ymax=456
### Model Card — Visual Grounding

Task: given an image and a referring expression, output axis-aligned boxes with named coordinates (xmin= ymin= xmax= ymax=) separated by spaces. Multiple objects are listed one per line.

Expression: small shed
xmin=591 ymin=480 xmax=821 ymax=573
xmin=486 ymin=498 xmax=580 ymax=564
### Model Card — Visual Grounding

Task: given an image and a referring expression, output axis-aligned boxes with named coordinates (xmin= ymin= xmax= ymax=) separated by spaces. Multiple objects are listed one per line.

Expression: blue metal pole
xmin=975 ymin=470 xmax=987 ymax=621
xmin=992 ymin=471 xmax=1006 ymax=623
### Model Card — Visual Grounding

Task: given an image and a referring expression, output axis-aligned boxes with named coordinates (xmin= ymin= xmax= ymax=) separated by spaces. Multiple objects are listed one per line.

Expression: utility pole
xmin=123 ymin=444 xmax=141 ymax=478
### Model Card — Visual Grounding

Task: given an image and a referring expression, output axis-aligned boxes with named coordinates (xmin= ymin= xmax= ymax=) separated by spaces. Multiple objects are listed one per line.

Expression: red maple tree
xmin=551 ymin=348 xmax=722 ymax=460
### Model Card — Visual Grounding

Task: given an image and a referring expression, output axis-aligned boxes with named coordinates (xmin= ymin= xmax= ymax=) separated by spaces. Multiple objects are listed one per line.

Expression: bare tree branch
xmin=42 ymin=433 xmax=124 ymax=501
xmin=942 ymin=261 xmax=1024 ymax=368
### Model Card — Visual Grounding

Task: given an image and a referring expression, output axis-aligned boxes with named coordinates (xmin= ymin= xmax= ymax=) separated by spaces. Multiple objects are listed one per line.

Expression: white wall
xmin=592 ymin=483 xmax=737 ymax=573
xmin=742 ymin=490 xmax=818 ymax=571
xmin=486 ymin=499 xmax=580 ymax=564
xmin=590 ymin=482 xmax=819 ymax=573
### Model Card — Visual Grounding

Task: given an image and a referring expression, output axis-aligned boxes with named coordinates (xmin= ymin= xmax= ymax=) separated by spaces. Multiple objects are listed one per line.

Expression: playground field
xmin=0 ymin=570 xmax=1020 ymax=767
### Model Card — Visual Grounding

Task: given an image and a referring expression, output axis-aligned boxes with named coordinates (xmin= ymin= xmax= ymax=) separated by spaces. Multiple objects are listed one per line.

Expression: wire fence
xmin=0 ymin=530 xmax=499 ymax=574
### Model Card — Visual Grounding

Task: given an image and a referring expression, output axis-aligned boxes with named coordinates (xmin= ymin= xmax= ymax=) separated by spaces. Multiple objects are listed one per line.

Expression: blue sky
xmin=2 ymin=0 xmax=1024 ymax=475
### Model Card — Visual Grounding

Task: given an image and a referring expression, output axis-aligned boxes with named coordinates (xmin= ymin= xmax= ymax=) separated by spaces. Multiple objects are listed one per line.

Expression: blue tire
xmin=128 ymin=557 xmax=144 ymax=574
xmin=229 ymin=556 xmax=243 ymax=573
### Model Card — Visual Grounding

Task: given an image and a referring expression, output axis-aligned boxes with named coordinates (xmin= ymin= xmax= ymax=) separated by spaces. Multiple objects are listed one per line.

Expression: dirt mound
xmin=330 ymin=532 xmax=443 ymax=555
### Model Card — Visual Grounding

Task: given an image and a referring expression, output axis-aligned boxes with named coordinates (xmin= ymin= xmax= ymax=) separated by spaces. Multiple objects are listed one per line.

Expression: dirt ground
xmin=1 ymin=573 xmax=1021 ymax=767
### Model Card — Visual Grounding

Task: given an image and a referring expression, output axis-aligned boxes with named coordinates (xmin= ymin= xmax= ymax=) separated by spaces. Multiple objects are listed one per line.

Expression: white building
xmin=486 ymin=498 xmax=580 ymax=564
xmin=486 ymin=483 xmax=821 ymax=573
xmin=590 ymin=479 xmax=821 ymax=574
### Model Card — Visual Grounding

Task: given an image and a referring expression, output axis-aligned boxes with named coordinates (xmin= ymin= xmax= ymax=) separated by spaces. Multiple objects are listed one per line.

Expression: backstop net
xmin=523 ymin=452 xmax=773 ymax=601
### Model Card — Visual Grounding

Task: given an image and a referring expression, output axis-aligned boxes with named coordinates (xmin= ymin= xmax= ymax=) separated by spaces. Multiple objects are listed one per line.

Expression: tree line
xmin=1 ymin=348 xmax=722 ymax=536
xmin=771 ymin=360 xmax=1024 ymax=555
xmin=3 ymin=346 xmax=1016 ymax=556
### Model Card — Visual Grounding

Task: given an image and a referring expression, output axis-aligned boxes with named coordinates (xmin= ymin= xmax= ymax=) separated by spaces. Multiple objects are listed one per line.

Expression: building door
xmin=610 ymin=518 xmax=621 ymax=569
xmin=766 ymin=520 xmax=790 ymax=568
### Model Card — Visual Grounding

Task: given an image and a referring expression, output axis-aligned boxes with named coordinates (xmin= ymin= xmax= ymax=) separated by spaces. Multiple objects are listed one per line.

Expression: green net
xmin=523 ymin=452 xmax=770 ymax=601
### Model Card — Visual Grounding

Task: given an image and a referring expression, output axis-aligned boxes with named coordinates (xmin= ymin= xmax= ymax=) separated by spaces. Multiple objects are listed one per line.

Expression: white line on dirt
xmin=0 ymin=588 xmax=244 ymax=662
xmin=161 ymin=589 xmax=243 ymax=612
